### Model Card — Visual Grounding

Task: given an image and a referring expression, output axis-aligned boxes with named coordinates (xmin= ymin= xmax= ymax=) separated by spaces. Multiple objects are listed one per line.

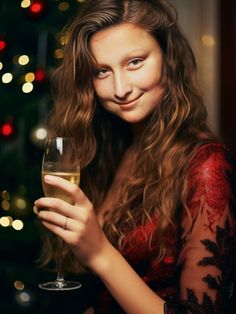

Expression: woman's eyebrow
xmin=94 ymin=49 xmax=147 ymax=68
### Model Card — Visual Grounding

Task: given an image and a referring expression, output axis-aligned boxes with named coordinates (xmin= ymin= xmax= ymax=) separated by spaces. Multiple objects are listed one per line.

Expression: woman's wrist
xmin=87 ymin=236 xmax=117 ymax=275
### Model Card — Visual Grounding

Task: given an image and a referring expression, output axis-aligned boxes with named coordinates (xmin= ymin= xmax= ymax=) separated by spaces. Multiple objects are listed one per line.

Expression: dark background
xmin=220 ymin=0 xmax=236 ymax=154
xmin=0 ymin=0 xmax=235 ymax=313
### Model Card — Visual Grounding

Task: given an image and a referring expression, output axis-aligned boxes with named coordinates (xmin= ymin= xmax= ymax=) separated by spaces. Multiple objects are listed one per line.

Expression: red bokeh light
xmin=28 ymin=0 xmax=45 ymax=17
xmin=35 ymin=69 xmax=46 ymax=82
xmin=0 ymin=40 xmax=6 ymax=51
xmin=30 ymin=2 xmax=43 ymax=13
xmin=1 ymin=123 xmax=13 ymax=136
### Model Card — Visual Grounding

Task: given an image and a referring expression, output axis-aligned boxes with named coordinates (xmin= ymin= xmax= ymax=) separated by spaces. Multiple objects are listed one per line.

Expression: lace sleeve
xmin=166 ymin=144 xmax=236 ymax=314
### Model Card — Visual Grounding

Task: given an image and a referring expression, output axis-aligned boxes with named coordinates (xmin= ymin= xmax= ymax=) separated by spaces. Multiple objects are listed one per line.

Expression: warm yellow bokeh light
xmin=1 ymin=190 xmax=10 ymax=200
xmin=12 ymin=219 xmax=24 ymax=230
xmin=18 ymin=55 xmax=29 ymax=66
xmin=21 ymin=0 xmax=31 ymax=8
xmin=16 ymin=198 xmax=27 ymax=210
xmin=0 ymin=62 xmax=3 ymax=70
xmin=35 ymin=127 xmax=48 ymax=140
xmin=58 ymin=2 xmax=70 ymax=11
xmin=54 ymin=48 xmax=64 ymax=59
xmin=202 ymin=34 xmax=215 ymax=47
xmin=14 ymin=280 xmax=25 ymax=291
xmin=2 ymin=73 xmax=13 ymax=84
xmin=59 ymin=35 xmax=69 ymax=46
xmin=25 ymin=72 xmax=35 ymax=82
xmin=22 ymin=82 xmax=33 ymax=93
xmin=1 ymin=200 xmax=10 ymax=211
xmin=0 ymin=216 xmax=11 ymax=227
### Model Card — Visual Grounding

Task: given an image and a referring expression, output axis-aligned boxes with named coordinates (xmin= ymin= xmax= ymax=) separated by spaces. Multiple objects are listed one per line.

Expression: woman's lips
xmin=117 ymin=94 xmax=143 ymax=109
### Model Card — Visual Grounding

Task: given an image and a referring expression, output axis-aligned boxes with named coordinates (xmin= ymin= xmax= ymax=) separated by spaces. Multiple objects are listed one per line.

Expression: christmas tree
xmin=0 ymin=1 xmax=90 ymax=313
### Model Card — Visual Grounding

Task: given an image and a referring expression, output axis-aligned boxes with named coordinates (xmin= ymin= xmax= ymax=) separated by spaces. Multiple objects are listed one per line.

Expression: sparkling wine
xmin=41 ymin=171 xmax=80 ymax=204
xmin=39 ymin=137 xmax=82 ymax=291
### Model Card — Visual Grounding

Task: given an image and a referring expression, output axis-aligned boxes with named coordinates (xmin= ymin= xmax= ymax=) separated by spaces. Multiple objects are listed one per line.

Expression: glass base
xmin=39 ymin=279 xmax=82 ymax=291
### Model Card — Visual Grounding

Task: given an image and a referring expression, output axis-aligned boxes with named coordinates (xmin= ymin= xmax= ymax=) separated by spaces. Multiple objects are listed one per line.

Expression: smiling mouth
xmin=117 ymin=94 xmax=143 ymax=106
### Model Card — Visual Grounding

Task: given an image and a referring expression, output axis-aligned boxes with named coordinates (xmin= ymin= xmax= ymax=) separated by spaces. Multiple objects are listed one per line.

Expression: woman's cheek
xmin=93 ymin=79 xmax=111 ymax=100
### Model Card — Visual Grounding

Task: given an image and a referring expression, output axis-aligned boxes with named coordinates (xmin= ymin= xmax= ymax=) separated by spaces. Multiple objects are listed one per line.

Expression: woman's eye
xmin=128 ymin=58 xmax=143 ymax=69
xmin=94 ymin=68 xmax=109 ymax=78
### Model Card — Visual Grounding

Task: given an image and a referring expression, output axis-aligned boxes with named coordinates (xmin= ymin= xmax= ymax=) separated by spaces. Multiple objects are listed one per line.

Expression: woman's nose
xmin=113 ymin=71 xmax=132 ymax=99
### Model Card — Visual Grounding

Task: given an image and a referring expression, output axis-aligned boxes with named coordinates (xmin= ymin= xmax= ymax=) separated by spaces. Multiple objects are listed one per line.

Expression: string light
xmin=2 ymin=73 xmax=13 ymax=84
xmin=22 ymin=82 xmax=33 ymax=93
xmin=31 ymin=125 xmax=48 ymax=146
xmin=21 ymin=0 xmax=31 ymax=8
xmin=1 ymin=122 xmax=14 ymax=136
xmin=25 ymin=72 xmax=35 ymax=82
xmin=15 ymin=290 xmax=32 ymax=306
xmin=12 ymin=219 xmax=24 ymax=230
xmin=1 ymin=200 xmax=10 ymax=211
xmin=27 ymin=0 xmax=45 ymax=18
xmin=1 ymin=190 xmax=11 ymax=210
xmin=15 ymin=198 xmax=27 ymax=210
xmin=0 ymin=39 xmax=7 ymax=52
xmin=202 ymin=34 xmax=215 ymax=47
xmin=58 ymin=2 xmax=70 ymax=11
xmin=36 ymin=127 xmax=47 ymax=140
xmin=34 ymin=69 xmax=46 ymax=82
xmin=30 ymin=1 xmax=43 ymax=13
xmin=14 ymin=281 xmax=25 ymax=291
xmin=54 ymin=48 xmax=64 ymax=59
xmin=18 ymin=55 xmax=29 ymax=66
xmin=0 ymin=216 xmax=11 ymax=227
xmin=1 ymin=190 xmax=10 ymax=200
xmin=59 ymin=35 xmax=69 ymax=46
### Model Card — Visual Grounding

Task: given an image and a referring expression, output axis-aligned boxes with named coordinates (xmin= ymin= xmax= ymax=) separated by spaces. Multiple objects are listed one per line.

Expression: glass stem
xmin=56 ymin=236 xmax=64 ymax=281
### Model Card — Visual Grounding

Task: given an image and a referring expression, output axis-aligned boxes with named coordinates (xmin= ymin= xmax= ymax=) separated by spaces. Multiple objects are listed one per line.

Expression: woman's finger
xmin=43 ymin=175 xmax=88 ymax=204
xmin=38 ymin=209 xmax=79 ymax=232
xmin=38 ymin=209 xmax=67 ymax=229
xmin=35 ymin=197 xmax=78 ymax=219
xmin=40 ymin=219 xmax=72 ymax=241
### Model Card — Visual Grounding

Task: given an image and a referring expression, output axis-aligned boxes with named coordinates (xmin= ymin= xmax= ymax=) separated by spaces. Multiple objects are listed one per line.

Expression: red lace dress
xmin=93 ymin=143 xmax=236 ymax=313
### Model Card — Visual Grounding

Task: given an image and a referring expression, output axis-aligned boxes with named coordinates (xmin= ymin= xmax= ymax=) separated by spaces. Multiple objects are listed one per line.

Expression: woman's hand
xmin=35 ymin=175 xmax=165 ymax=313
xmin=35 ymin=175 xmax=109 ymax=268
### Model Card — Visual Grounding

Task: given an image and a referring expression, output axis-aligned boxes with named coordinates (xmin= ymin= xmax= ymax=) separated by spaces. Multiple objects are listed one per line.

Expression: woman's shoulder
xmin=187 ymin=142 xmax=236 ymax=176
xmin=183 ymin=142 xmax=236 ymax=232
xmin=184 ymin=142 xmax=236 ymax=205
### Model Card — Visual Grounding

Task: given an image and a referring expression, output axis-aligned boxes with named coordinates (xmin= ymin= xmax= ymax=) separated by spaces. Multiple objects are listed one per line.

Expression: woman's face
xmin=90 ymin=23 xmax=164 ymax=124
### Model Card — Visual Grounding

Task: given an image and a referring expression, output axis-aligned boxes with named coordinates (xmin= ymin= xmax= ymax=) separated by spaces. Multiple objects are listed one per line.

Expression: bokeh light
xmin=12 ymin=219 xmax=24 ymax=230
xmin=202 ymin=34 xmax=215 ymax=47
xmin=14 ymin=280 xmax=25 ymax=291
xmin=21 ymin=0 xmax=31 ymax=8
xmin=18 ymin=55 xmax=29 ymax=66
xmin=22 ymin=82 xmax=33 ymax=93
xmin=2 ymin=72 xmax=13 ymax=84
xmin=58 ymin=2 xmax=70 ymax=11
xmin=25 ymin=72 xmax=35 ymax=82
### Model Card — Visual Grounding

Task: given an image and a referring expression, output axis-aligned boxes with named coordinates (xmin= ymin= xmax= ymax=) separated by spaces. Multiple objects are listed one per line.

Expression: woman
xmin=35 ymin=0 xmax=236 ymax=313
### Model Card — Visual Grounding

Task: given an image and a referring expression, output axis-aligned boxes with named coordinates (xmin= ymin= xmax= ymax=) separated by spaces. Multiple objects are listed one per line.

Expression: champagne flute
xmin=38 ymin=137 xmax=82 ymax=291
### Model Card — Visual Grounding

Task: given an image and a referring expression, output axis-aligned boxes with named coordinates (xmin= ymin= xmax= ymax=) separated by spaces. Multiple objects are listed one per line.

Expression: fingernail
xmin=33 ymin=205 xmax=39 ymax=215
xmin=44 ymin=175 xmax=55 ymax=182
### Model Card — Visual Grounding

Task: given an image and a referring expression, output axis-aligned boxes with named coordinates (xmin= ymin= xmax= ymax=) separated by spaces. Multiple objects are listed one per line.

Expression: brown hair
xmin=42 ymin=0 xmax=215 ymax=272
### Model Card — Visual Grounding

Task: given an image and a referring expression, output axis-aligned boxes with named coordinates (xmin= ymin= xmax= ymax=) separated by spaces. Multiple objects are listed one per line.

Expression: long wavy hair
xmin=41 ymin=0 xmax=216 ymax=272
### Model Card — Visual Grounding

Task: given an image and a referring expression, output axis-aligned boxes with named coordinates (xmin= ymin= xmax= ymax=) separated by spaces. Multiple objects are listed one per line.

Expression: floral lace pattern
xmin=94 ymin=143 xmax=236 ymax=314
